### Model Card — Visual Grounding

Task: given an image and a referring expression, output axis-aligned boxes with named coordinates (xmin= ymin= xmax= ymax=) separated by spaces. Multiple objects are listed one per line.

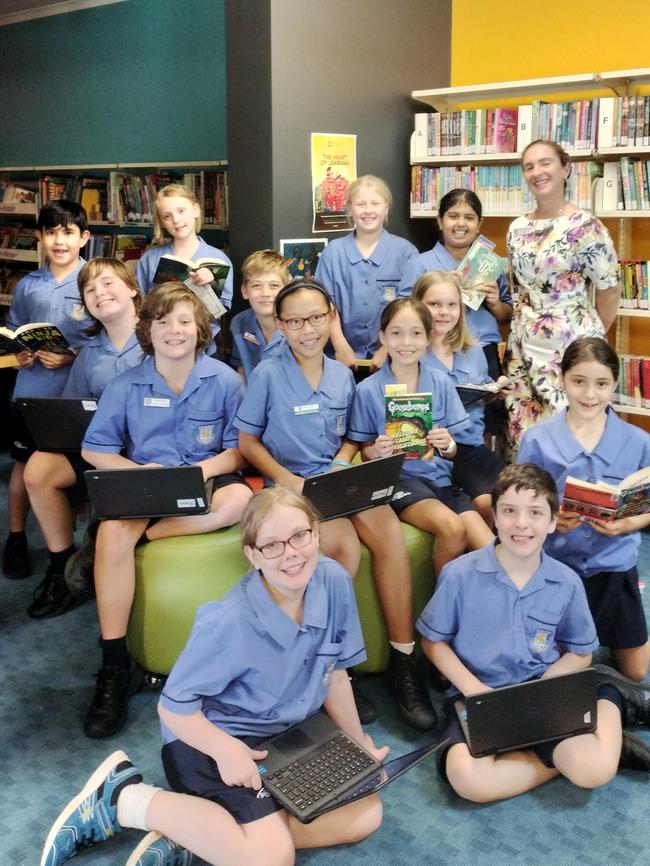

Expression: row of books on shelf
xmin=84 ymin=233 xmax=149 ymax=261
xmin=602 ymin=159 xmax=650 ymax=211
xmin=0 ymin=182 xmax=36 ymax=205
xmin=620 ymin=260 xmax=650 ymax=309
xmin=410 ymin=162 xmax=600 ymax=215
xmin=0 ymin=224 xmax=37 ymax=252
xmin=616 ymin=355 xmax=650 ymax=409
xmin=412 ymin=96 xmax=650 ymax=159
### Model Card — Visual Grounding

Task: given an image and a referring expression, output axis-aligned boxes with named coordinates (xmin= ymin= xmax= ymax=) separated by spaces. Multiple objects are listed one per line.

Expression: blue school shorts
xmin=582 ymin=566 xmax=648 ymax=650
xmin=390 ymin=477 xmax=474 ymax=517
xmin=452 ymin=443 xmax=504 ymax=501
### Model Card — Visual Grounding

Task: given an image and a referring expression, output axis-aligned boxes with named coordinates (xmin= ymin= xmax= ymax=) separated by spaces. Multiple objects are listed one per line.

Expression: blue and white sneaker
xmin=40 ymin=750 xmax=143 ymax=866
xmin=125 ymin=831 xmax=194 ymax=866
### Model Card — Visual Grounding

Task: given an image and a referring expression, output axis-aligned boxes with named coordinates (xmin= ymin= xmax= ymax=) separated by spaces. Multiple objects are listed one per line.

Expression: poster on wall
xmin=311 ymin=133 xmax=356 ymax=233
xmin=279 ymin=238 xmax=328 ymax=279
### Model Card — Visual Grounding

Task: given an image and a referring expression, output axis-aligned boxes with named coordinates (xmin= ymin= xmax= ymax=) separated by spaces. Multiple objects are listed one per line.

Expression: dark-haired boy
xmin=417 ymin=463 xmax=650 ymax=802
xmin=4 ymin=201 xmax=92 ymax=617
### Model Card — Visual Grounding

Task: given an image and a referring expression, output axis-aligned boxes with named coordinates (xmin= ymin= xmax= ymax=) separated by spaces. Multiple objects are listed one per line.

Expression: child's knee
xmin=560 ymin=757 xmax=617 ymax=789
xmin=348 ymin=795 xmax=383 ymax=841
xmin=212 ymin=484 xmax=253 ymax=525
xmin=446 ymin=746 xmax=497 ymax=804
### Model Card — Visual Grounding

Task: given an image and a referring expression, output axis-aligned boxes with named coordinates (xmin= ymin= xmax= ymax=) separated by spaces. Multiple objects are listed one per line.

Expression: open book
xmin=0 ymin=322 xmax=72 ymax=358
xmin=455 ymin=375 xmax=521 ymax=407
xmin=152 ymin=255 xmax=230 ymax=320
xmin=561 ymin=467 xmax=650 ymax=522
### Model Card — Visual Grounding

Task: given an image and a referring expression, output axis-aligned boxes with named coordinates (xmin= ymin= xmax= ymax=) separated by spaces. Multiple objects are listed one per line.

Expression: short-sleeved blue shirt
xmin=315 ymin=229 xmax=418 ymax=358
xmin=397 ymin=241 xmax=511 ymax=347
xmin=347 ymin=360 xmax=470 ymax=486
xmin=8 ymin=260 xmax=93 ymax=398
xmin=234 ymin=341 xmax=355 ymax=480
xmin=82 ymin=353 xmax=243 ymax=465
xmin=62 ymin=331 xmax=143 ymax=398
xmin=159 ymin=556 xmax=366 ymax=741
xmin=416 ymin=541 xmax=598 ymax=694
xmin=518 ymin=408 xmax=650 ymax=577
xmin=229 ymin=308 xmax=285 ymax=380
xmin=422 ymin=345 xmax=492 ymax=445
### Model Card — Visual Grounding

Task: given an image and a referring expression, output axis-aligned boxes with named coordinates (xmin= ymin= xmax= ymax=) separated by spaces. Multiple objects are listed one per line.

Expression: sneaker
xmin=64 ymin=531 xmax=96 ymax=598
xmin=349 ymin=672 xmax=377 ymax=725
xmin=593 ymin=664 xmax=650 ymax=728
xmin=126 ymin=831 xmax=195 ymax=866
xmin=385 ymin=649 xmax=438 ymax=730
xmin=619 ymin=731 xmax=650 ymax=771
xmin=40 ymin=750 xmax=142 ymax=866
xmin=3 ymin=532 xmax=31 ymax=579
xmin=84 ymin=663 xmax=144 ymax=739
xmin=27 ymin=567 xmax=82 ymax=619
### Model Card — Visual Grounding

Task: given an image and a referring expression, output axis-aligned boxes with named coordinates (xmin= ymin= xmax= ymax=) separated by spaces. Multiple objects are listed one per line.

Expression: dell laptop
xmin=17 ymin=396 xmax=97 ymax=452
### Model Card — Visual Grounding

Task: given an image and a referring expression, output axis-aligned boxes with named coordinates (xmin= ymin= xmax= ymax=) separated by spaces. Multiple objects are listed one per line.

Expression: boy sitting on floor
xmin=417 ymin=463 xmax=650 ymax=801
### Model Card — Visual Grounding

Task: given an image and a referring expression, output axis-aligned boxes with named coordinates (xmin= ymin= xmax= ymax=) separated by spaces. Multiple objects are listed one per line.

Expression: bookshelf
xmin=409 ymin=68 xmax=650 ymax=430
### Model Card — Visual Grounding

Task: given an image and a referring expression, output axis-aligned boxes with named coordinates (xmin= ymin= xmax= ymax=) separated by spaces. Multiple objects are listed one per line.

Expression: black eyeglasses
xmin=253 ymin=528 xmax=314 ymax=560
xmin=277 ymin=311 xmax=331 ymax=330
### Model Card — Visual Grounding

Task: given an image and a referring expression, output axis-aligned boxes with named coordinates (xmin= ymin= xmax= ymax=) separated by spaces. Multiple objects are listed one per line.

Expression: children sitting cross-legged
xmin=80 ymin=282 xmax=252 ymax=740
xmin=40 ymin=487 xmax=387 ymax=866
xmin=417 ymin=463 xmax=650 ymax=804
xmin=234 ymin=279 xmax=437 ymax=729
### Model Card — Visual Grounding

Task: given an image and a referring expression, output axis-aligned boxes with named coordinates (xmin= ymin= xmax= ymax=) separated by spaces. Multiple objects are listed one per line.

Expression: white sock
xmin=389 ymin=641 xmax=415 ymax=655
xmin=117 ymin=782 xmax=160 ymax=831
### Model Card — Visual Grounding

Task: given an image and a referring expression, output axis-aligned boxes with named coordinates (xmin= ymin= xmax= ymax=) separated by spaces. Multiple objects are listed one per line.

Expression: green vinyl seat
xmin=127 ymin=522 xmax=435 ymax=675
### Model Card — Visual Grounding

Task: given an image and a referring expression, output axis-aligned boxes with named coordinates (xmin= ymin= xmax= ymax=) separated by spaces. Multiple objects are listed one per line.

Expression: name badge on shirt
xmin=335 ymin=414 xmax=346 ymax=435
xmin=144 ymin=397 xmax=171 ymax=408
xmin=322 ymin=662 xmax=335 ymax=686
xmin=383 ymin=286 xmax=396 ymax=301
xmin=243 ymin=331 xmax=261 ymax=346
xmin=294 ymin=403 xmax=319 ymax=415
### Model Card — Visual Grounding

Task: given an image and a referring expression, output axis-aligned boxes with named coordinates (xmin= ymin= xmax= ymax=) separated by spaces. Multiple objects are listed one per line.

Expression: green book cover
xmin=385 ymin=392 xmax=433 ymax=460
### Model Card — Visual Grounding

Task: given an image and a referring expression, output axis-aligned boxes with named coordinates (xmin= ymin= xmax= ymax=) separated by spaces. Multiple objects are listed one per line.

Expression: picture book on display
xmin=385 ymin=384 xmax=433 ymax=460
xmin=152 ymin=255 xmax=230 ymax=320
xmin=0 ymin=322 xmax=72 ymax=358
xmin=457 ymin=236 xmax=506 ymax=310
xmin=561 ymin=467 xmax=650 ymax=522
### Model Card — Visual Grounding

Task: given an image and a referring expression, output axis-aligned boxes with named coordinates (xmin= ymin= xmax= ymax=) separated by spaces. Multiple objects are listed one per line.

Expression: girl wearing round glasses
xmin=234 ymin=278 xmax=437 ymax=731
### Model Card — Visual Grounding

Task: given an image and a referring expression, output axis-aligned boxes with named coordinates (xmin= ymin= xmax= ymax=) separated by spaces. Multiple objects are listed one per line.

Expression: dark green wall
xmin=0 ymin=0 xmax=227 ymax=166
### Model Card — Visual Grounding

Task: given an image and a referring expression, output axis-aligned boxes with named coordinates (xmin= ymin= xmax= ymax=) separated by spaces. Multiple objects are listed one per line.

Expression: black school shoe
xmin=593 ymin=664 xmax=650 ymax=728
xmin=619 ymin=731 xmax=650 ymax=771
xmin=385 ymin=649 xmax=438 ymax=730
xmin=3 ymin=533 xmax=31 ymax=579
xmin=84 ymin=662 xmax=144 ymax=739
xmin=27 ymin=566 xmax=82 ymax=619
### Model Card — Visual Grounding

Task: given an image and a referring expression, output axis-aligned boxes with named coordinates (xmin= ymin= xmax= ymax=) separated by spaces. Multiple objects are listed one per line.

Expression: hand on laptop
xmin=361 ymin=732 xmax=390 ymax=763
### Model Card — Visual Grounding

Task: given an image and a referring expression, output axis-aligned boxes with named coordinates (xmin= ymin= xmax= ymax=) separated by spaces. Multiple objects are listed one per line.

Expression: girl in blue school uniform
xmin=23 ymin=258 xmax=144 ymax=620
xmin=40 ymin=487 xmax=387 ymax=866
xmin=413 ymin=270 xmax=508 ymax=527
xmin=518 ymin=337 xmax=650 ymax=682
xmin=80 ymin=282 xmax=253 ymax=741
xmin=315 ymin=174 xmax=418 ymax=371
xmin=136 ymin=182 xmax=234 ymax=313
xmin=348 ymin=298 xmax=494 ymax=578
xmin=235 ymin=278 xmax=437 ymax=730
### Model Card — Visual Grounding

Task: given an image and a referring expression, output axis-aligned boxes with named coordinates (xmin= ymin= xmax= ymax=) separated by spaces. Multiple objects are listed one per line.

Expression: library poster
xmin=280 ymin=238 xmax=328 ymax=279
xmin=311 ymin=133 xmax=356 ymax=233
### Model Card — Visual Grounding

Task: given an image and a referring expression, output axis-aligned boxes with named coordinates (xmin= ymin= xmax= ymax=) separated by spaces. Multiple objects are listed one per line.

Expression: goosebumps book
xmin=561 ymin=467 xmax=650 ymax=522
xmin=385 ymin=385 xmax=433 ymax=460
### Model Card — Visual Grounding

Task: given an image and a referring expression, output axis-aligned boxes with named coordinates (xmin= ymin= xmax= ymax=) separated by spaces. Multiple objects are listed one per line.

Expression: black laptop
xmin=257 ymin=712 xmax=440 ymax=823
xmin=17 ymin=396 xmax=97 ymax=452
xmin=302 ymin=454 xmax=405 ymax=521
xmin=84 ymin=466 xmax=213 ymax=520
xmin=454 ymin=668 xmax=598 ymax=758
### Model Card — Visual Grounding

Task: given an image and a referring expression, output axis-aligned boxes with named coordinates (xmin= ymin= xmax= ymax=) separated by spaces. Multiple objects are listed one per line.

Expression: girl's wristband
xmin=331 ymin=460 xmax=351 ymax=468
xmin=438 ymin=438 xmax=456 ymax=457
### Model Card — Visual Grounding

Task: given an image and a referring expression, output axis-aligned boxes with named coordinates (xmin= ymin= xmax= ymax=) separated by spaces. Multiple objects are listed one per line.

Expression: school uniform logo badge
xmin=71 ymin=303 xmax=85 ymax=321
xmin=322 ymin=662 xmax=335 ymax=686
xmin=197 ymin=425 xmax=215 ymax=445
xmin=530 ymin=629 xmax=552 ymax=653
xmin=335 ymin=414 xmax=346 ymax=436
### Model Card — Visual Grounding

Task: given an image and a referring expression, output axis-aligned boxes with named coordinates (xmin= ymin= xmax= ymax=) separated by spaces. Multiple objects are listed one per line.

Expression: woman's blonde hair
xmin=412 ymin=270 xmax=475 ymax=353
xmin=78 ymin=257 xmax=143 ymax=336
xmin=347 ymin=174 xmax=393 ymax=223
xmin=153 ymin=183 xmax=202 ymax=245
xmin=240 ymin=486 xmax=320 ymax=549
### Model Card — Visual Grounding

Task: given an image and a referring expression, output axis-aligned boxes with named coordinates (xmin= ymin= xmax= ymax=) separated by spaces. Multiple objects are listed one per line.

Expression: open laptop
xmin=84 ymin=466 xmax=213 ymax=519
xmin=302 ymin=453 xmax=405 ymax=521
xmin=257 ymin=711 xmax=441 ymax=824
xmin=17 ymin=396 xmax=98 ymax=452
xmin=454 ymin=668 xmax=598 ymax=758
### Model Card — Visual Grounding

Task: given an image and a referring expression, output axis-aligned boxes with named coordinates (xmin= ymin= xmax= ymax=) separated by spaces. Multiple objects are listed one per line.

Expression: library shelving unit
xmin=409 ymin=68 xmax=650 ymax=424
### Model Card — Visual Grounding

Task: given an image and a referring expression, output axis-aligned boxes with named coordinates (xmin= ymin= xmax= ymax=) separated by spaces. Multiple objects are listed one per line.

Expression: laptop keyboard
xmin=265 ymin=732 xmax=375 ymax=812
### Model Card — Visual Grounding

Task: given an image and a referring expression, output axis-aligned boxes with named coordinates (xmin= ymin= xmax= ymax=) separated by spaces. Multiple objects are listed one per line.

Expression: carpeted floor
xmin=1 ymin=451 xmax=649 ymax=866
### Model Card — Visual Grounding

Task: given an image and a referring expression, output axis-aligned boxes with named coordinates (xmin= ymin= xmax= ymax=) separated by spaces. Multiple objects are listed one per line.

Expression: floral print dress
xmin=503 ymin=209 xmax=619 ymax=455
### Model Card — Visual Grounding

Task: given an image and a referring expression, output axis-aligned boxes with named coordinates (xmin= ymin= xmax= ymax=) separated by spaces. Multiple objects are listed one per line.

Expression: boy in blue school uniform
xmin=229 ymin=249 xmax=288 ymax=380
xmin=417 ymin=463 xmax=650 ymax=803
xmin=40 ymin=487 xmax=386 ymax=866
xmin=79 ymin=283 xmax=253 ymax=740
xmin=3 ymin=199 xmax=92 ymax=581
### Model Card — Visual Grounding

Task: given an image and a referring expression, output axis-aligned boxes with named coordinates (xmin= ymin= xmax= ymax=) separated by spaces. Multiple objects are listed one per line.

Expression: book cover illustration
xmin=561 ymin=467 xmax=650 ymax=522
xmin=457 ymin=235 xmax=506 ymax=310
xmin=385 ymin=388 xmax=433 ymax=460
xmin=455 ymin=374 xmax=522 ymax=408
xmin=153 ymin=255 xmax=230 ymax=320
xmin=0 ymin=322 xmax=71 ymax=358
